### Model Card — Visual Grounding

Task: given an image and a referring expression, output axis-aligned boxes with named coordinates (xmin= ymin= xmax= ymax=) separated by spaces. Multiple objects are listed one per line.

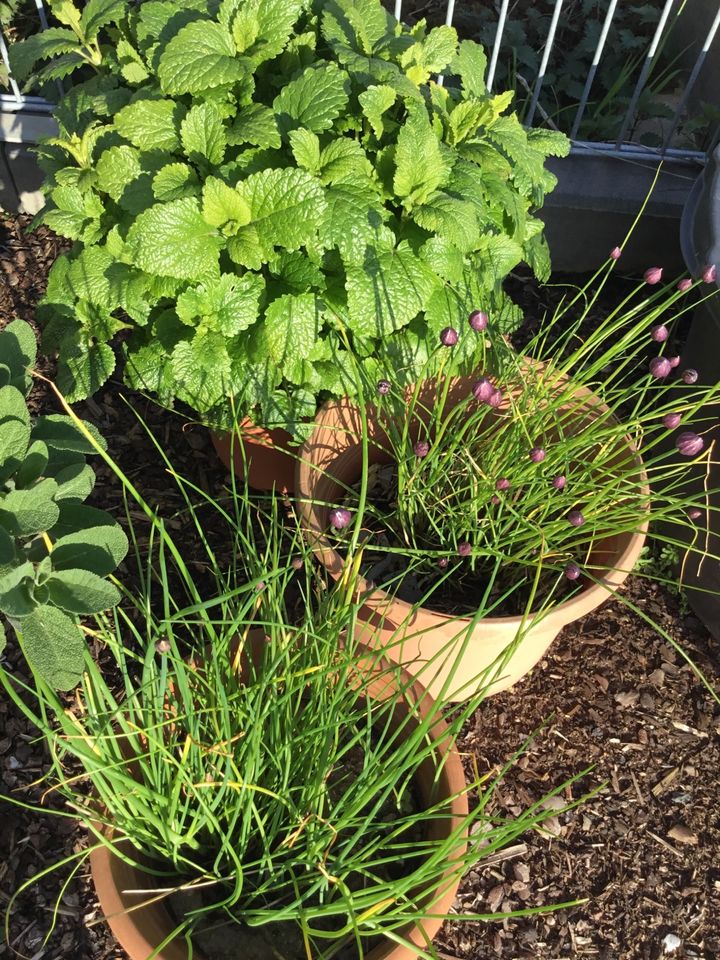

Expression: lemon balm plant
xmin=296 ymin=256 xmax=720 ymax=699
xmin=12 ymin=0 xmax=567 ymax=438
xmin=0 ymin=413 xmax=588 ymax=960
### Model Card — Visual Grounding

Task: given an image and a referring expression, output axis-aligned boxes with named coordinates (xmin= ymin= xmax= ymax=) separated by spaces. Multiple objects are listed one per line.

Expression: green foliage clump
xmin=0 ymin=319 xmax=127 ymax=689
xmin=13 ymin=0 xmax=568 ymax=436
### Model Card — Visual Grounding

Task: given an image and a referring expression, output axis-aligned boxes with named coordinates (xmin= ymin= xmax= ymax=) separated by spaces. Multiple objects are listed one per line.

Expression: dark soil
xmin=1 ymin=213 xmax=719 ymax=960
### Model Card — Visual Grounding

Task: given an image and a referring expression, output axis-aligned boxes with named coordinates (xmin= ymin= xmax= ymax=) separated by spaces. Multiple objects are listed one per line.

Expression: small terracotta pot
xmin=89 ymin=658 xmax=468 ymax=960
xmin=211 ymin=421 xmax=297 ymax=493
xmin=295 ymin=372 xmax=649 ymax=701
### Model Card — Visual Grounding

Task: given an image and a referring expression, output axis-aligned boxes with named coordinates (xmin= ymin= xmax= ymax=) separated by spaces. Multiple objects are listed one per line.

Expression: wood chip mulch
xmin=1 ymin=213 xmax=719 ymax=960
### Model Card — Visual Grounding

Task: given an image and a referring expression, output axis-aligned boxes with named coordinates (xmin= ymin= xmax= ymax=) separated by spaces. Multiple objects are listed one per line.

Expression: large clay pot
xmin=296 ymin=374 xmax=648 ymax=701
xmin=211 ymin=421 xmax=297 ymax=493
xmin=88 ymin=662 xmax=468 ymax=960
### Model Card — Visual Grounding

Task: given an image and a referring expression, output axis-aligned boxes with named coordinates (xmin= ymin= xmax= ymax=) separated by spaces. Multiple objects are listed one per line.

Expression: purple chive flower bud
xmin=567 ymin=509 xmax=585 ymax=527
xmin=682 ymin=368 xmax=698 ymax=384
xmin=437 ymin=557 xmax=449 ymax=569
xmin=329 ymin=508 xmax=352 ymax=529
xmin=663 ymin=412 xmax=682 ymax=429
xmin=651 ymin=324 xmax=669 ymax=342
xmin=669 ymin=355 xmax=681 ymax=368
xmin=610 ymin=246 xmax=622 ymax=261
xmin=490 ymin=494 xmax=501 ymax=505
xmin=552 ymin=474 xmax=566 ymax=490
xmin=702 ymin=263 xmax=717 ymax=284
xmin=377 ymin=379 xmax=391 ymax=395
xmin=564 ymin=562 xmax=581 ymax=581
xmin=468 ymin=310 xmax=488 ymax=331
xmin=155 ymin=638 xmax=171 ymax=654
xmin=414 ymin=439 xmax=430 ymax=458
xmin=687 ymin=507 xmax=703 ymax=521
xmin=458 ymin=541 xmax=472 ymax=557
xmin=675 ymin=432 xmax=704 ymax=457
xmin=649 ymin=357 xmax=672 ymax=379
xmin=529 ymin=447 xmax=546 ymax=463
xmin=495 ymin=477 xmax=511 ymax=491
xmin=472 ymin=377 xmax=494 ymax=403
xmin=644 ymin=266 xmax=663 ymax=285
xmin=487 ymin=388 xmax=503 ymax=408
xmin=291 ymin=556 xmax=304 ymax=570
xmin=440 ymin=326 xmax=458 ymax=347
xmin=677 ymin=278 xmax=693 ymax=292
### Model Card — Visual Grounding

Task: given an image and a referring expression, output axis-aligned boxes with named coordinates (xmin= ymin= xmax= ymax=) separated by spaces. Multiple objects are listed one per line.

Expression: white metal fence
xmin=1 ymin=0 xmax=720 ymax=157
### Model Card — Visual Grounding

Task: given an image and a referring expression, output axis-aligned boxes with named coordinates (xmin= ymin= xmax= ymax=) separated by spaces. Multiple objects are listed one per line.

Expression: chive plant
xmin=1 ymin=402 xmax=590 ymax=960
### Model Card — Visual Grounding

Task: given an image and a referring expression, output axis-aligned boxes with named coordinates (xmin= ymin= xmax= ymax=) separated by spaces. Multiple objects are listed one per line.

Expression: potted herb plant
xmin=11 ymin=0 xmax=568 ymax=490
xmin=0 ymin=421 xmax=587 ymax=960
xmin=295 ymin=256 xmax=720 ymax=700
xmin=0 ymin=318 xmax=127 ymax=689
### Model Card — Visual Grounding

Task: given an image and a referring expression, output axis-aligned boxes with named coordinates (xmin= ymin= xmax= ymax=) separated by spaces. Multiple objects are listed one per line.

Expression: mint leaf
xmin=8 ymin=27 xmax=79 ymax=84
xmin=400 ymin=25 xmax=458 ymax=84
xmin=358 ymin=84 xmax=396 ymax=139
xmin=412 ymin=193 xmax=480 ymax=253
xmin=273 ymin=64 xmax=350 ymax=136
xmin=236 ymin=168 xmax=326 ymax=252
xmin=345 ymin=242 xmax=436 ymax=337
xmin=227 ymin=227 xmax=267 ymax=271
xmin=201 ymin=177 xmax=251 ymax=230
xmin=66 ymin=246 xmax=113 ymax=304
xmin=394 ymin=102 xmax=451 ymax=208
xmin=322 ymin=181 xmax=385 ymax=264
xmin=257 ymin=293 xmax=319 ymax=372
xmin=115 ymin=98 xmax=183 ymax=153
xmin=127 ymin=198 xmax=223 ymax=281
xmin=171 ymin=329 xmax=231 ymax=410
xmin=153 ymin=162 xmax=200 ymax=202
xmin=158 ymin=19 xmax=248 ymax=96
xmin=95 ymin=144 xmax=141 ymax=201
xmin=180 ymin=101 xmax=227 ymax=166
xmin=80 ymin=0 xmax=126 ymax=40
xmin=176 ymin=273 xmax=263 ymax=336
xmin=56 ymin=341 xmax=116 ymax=402
xmin=227 ymin=103 xmax=281 ymax=149
xmin=318 ymin=138 xmax=373 ymax=184
xmin=449 ymin=40 xmax=487 ymax=98
xmin=289 ymin=129 xmax=321 ymax=173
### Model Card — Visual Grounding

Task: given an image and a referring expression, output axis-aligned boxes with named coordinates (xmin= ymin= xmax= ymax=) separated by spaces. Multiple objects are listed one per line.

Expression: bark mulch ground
xmin=1 ymin=212 xmax=719 ymax=960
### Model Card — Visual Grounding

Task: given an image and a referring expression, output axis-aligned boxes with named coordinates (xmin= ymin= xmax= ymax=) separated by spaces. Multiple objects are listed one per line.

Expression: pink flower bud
xmin=487 ymin=388 xmax=503 ymax=408
xmin=610 ymin=246 xmax=622 ymax=261
xmin=651 ymin=324 xmax=669 ymax=342
xmin=682 ymin=368 xmax=698 ymax=384
xmin=472 ymin=377 xmax=494 ymax=403
xmin=377 ymin=379 xmax=391 ymax=395
xmin=495 ymin=477 xmax=511 ymax=491
xmin=437 ymin=557 xmax=449 ymax=569
xmin=649 ymin=357 xmax=672 ymax=379
xmin=564 ymin=562 xmax=581 ymax=581
xmin=702 ymin=263 xmax=717 ymax=284
xmin=677 ymin=278 xmax=693 ymax=292
xmin=687 ymin=507 xmax=702 ymax=521
xmin=329 ymin=508 xmax=352 ymax=529
xmin=669 ymin=355 xmax=681 ymax=368
xmin=675 ymin=432 xmax=704 ymax=457
xmin=662 ymin=412 xmax=682 ymax=429
xmin=567 ymin=509 xmax=585 ymax=527
xmin=440 ymin=326 xmax=458 ymax=347
xmin=468 ymin=310 xmax=488 ymax=331
xmin=552 ymin=474 xmax=566 ymax=490
xmin=644 ymin=266 xmax=663 ymax=285
xmin=458 ymin=541 xmax=472 ymax=557
xmin=155 ymin=638 xmax=171 ymax=654
xmin=529 ymin=447 xmax=546 ymax=463
xmin=291 ymin=556 xmax=304 ymax=570
xmin=414 ymin=440 xmax=430 ymax=458
xmin=490 ymin=494 xmax=501 ymax=505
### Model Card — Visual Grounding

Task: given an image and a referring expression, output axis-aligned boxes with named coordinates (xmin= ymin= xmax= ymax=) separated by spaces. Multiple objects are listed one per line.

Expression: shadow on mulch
xmin=1 ymin=214 xmax=719 ymax=960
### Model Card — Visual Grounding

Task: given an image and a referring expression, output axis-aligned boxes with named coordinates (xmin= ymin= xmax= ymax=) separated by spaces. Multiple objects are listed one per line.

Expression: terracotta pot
xmin=89 ymin=659 xmax=468 ymax=960
xmin=211 ymin=422 xmax=297 ymax=493
xmin=295 ymin=372 xmax=649 ymax=701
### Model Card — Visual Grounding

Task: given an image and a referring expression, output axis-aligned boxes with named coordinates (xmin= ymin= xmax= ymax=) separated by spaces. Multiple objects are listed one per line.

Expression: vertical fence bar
xmin=569 ymin=0 xmax=619 ymax=140
xmin=0 ymin=32 xmax=23 ymax=108
xmin=486 ymin=0 xmax=510 ymax=93
xmin=615 ymin=0 xmax=677 ymax=146
xmin=525 ymin=0 xmax=565 ymax=127
xmin=33 ymin=0 xmax=50 ymax=31
xmin=660 ymin=5 xmax=720 ymax=155
xmin=394 ymin=0 xmax=402 ymax=22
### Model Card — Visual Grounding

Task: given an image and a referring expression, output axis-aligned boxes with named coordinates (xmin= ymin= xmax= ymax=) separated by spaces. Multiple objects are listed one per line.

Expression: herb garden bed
xmin=2 ymin=211 xmax=719 ymax=960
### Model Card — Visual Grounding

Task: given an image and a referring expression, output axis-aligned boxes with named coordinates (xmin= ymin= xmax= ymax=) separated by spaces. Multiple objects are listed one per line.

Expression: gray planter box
xmin=0 ymin=110 xmax=56 ymax=214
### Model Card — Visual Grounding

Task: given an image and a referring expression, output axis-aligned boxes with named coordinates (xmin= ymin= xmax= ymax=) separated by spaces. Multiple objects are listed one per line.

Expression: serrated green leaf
xmin=80 ymin=0 xmax=125 ymax=40
xmin=127 ymin=198 xmax=223 ymax=281
xmin=8 ymin=27 xmax=79 ymax=84
xmin=449 ymin=39 xmax=487 ymax=99
xmin=171 ymin=329 xmax=231 ymax=411
xmin=116 ymin=37 xmax=149 ymax=85
xmin=412 ymin=193 xmax=479 ymax=253
xmin=17 ymin=604 xmax=85 ymax=690
xmin=48 ymin=568 xmax=120 ymax=614
xmin=273 ymin=64 xmax=350 ymax=136
xmin=231 ymin=0 xmax=305 ymax=66
xmin=400 ymin=24 xmax=457 ymax=84
xmin=176 ymin=273 xmax=263 ymax=336
xmin=448 ymin=99 xmax=497 ymax=145
xmin=158 ymin=19 xmax=248 ymax=96
xmin=289 ymin=128 xmax=320 ymax=173
xmin=258 ymin=293 xmax=319 ymax=372
xmin=419 ymin=236 xmax=465 ymax=284
xmin=227 ymin=103 xmax=280 ymax=149
xmin=180 ymin=101 xmax=227 ymax=167
xmin=358 ymin=84 xmax=396 ymax=139
xmin=227 ymin=227 xmax=267 ymax=271
xmin=51 ymin=525 xmax=128 ymax=577
xmin=394 ymin=101 xmax=451 ymax=208
xmin=317 ymin=138 xmax=373 ymax=184
xmin=55 ymin=341 xmax=116 ymax=403
xmin=268 ymin=251 xmax=325 ymax=297
xmin=345 ymin=242 xmax=436 ymax=337
xmin=201 ymin=177 xmax=250 ymax=230
xmin=95 ymin=144 xmax=142 ymax=201
xmin=526 ymin=127 xmax=571 ymax=158
xmin=66 ymin=246 xmax=113 ymax=304
xmin=115 ymin=98 xmax=183 ymax=153
xmin=321 ymin=0 xmax=397 ymax=54
xmin=473 ymin=233 xmax=524 ymax=283
xmin=153 ymin=162 xmax=200 ymax=202
xmin=322 ymin=181 xmax=385 ymax=265
xmin=236 ymin=168 xmax=326 ymax=252
xmin=0 ymin=482 xmax=59 ymax=537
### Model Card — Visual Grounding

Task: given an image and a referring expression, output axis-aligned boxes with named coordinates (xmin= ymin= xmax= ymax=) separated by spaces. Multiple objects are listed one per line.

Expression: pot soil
xmin=88 ymin=660 xmax=468 ymax=960
xmin=211 ymin=421 xmax=297 ymax=493
xmin=296 ymin=373 xmax=648 ymax=702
